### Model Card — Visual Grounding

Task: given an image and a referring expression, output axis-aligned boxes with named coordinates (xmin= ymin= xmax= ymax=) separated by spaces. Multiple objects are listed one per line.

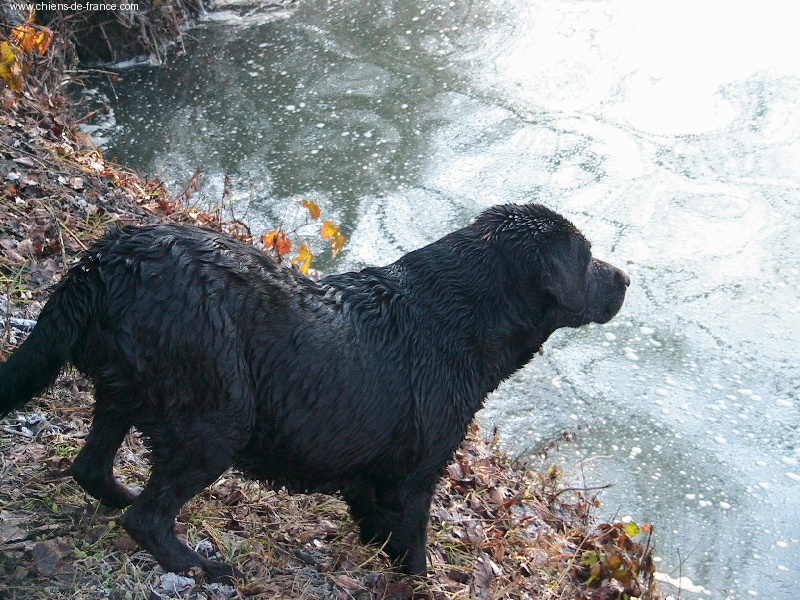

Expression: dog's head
xmin=474 ymin=203 xmax=630 ymax=329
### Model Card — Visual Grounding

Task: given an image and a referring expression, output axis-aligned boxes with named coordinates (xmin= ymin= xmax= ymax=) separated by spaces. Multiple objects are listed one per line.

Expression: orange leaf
xmin=299 ymin=198 xmax=322 ymax=220
xmin=262 ymin=230 xmax=292 ymax=254
xmin=321 ymin=220 xmax=340 ymax=239
xmin=605 ymin=553 xmax=623 ymax=570
xmin=261 ymin=230 xmax=279 ymax=248
xmin=11 ymin=24 xmax=53 ymax=56
xmin=276 ymin=235 xmax=292 ymax=255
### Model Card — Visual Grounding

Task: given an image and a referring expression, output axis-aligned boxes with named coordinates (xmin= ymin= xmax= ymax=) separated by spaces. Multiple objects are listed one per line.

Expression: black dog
xmin=0 ymin=203 xmax=629 ymax=579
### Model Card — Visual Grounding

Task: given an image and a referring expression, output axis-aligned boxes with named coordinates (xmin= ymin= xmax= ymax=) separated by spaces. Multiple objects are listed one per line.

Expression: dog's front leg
xmin=362 ymin=482 xmax=434 ymax=576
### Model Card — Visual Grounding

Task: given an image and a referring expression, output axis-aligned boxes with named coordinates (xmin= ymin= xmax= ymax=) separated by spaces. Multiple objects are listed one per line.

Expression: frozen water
xmin=103 ymin=0 xmax=800 ymax=597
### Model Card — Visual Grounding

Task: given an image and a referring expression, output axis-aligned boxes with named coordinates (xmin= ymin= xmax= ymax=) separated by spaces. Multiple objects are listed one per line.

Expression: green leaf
xmin=623 ymin=521 xmax=640 ymax=537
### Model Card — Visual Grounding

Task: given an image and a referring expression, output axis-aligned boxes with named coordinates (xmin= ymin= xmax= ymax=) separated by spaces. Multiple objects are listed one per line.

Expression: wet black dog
xmin=0 ymin=203 xmax=629 ymax=579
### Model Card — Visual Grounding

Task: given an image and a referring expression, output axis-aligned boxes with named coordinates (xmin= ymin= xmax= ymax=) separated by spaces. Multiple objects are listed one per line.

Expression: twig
xmin=356 ymin=533 xmax=392 ymax=569
xmin=552 ymin=483 xmax=613 ymax=498
xmin=57 ymin=219 xmax=89 ymax=251
xmin=0 ymin=541 xmax=31 ymax=552
xmin=74 ymin=106 xmax=106 ymax=124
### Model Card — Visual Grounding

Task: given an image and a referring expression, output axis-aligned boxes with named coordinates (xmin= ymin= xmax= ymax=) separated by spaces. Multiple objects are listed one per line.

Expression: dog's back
xmin=3 ymin=225 xmax=418 ymax=481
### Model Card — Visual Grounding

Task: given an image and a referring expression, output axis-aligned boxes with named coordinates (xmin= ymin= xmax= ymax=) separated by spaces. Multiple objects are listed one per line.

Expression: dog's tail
xmin=0 ymin=275 xmax=86 ymax=418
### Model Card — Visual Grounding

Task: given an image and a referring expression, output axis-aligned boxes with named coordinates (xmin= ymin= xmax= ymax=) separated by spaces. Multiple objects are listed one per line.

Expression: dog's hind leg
xmin=71 ymin=406 xmax=137 ymax=509
xmin=119 ymin=428 xmax=241 ymax=582
xmin=343 ymin=485 xmax=380 ymax=542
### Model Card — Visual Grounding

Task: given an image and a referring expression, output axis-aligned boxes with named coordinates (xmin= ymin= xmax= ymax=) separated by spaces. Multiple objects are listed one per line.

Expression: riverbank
xmin=0 ymin=8 xmax=661 ymax=600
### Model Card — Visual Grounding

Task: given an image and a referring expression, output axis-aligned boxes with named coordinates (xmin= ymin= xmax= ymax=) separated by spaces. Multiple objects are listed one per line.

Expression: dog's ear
xmin=543 ymin=237 xmax=590 ymax=313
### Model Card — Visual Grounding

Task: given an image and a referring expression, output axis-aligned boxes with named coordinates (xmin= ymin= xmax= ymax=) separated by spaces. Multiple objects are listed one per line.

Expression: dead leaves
xmin=0 ymin=392 xmax=660 ymax=600
xmin=261 ymin=197 xmax=347 ymax=275
xmin=31 ymin=538 xmax=69 ymax=576
xmin=427 ymin=425 xmax=660 ymax=600
xmin=0 ymin=89 xmax=240 ymax=300
xmin=573 ymin=521 xmax=657 ymax=599
xmin=1 ymin=21 xmax=54 ymax=93
xmin=0 ymin=196 xmax=97 ymax=294
xmin=332 ymin=573 xmax=414 ymax=600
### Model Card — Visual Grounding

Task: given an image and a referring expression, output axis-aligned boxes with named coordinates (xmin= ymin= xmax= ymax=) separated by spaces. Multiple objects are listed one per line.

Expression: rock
xmin=160 ymin=572 xmax=196 ymax=596
xmin=31 ymin=539 xmax=64 ymax=576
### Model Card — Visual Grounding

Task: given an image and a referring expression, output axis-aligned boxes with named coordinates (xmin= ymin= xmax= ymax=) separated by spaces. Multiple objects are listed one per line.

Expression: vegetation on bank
xmin=1 ymin=1 xmax=205 ymax=66
xmin=0 ymin=6 xmax=662 ymax=599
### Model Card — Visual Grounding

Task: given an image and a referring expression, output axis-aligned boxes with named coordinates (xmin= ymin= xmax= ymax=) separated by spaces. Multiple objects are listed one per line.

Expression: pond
xmin=96 ymin=0 xmax=800 ymax=597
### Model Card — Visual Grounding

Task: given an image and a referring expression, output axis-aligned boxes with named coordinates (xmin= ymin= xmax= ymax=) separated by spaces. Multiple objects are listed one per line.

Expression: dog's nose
xmin=619 ymin=269 xmax=631 ymax=288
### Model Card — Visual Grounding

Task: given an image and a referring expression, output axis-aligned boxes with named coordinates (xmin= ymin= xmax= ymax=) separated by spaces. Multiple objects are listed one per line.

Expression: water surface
xmin=99 ymin=1 xmax=800 ymax=597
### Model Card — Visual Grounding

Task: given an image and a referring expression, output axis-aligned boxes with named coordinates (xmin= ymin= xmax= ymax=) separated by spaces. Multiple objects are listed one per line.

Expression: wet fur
xmin=0 ymin=203 xmax=629 ymax=579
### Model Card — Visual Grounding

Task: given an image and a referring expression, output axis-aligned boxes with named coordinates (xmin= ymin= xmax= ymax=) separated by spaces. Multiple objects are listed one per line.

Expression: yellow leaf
xmin=291 ymin=243 xmax=314 ymax=274
xmin=331 ymin=232 xmax=346 ymax=257
xmin=320 ymin=220 xmax=346 ymax=257
xmin=299 ymin=198 xmax=322 ymax=220
xmin=321 ymin=220 xmax=340 ymax=239
xmin=0 ymin=41 xmax=26 ymax=93
xmin=0 ymin=42 xmax=17 ymax=63
xmin=623 ymin=521 xmax=640 ymax=537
